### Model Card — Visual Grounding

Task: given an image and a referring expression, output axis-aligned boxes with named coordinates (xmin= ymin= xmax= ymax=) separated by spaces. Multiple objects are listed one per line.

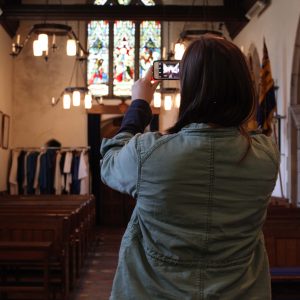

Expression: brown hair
xmin=168 ymin=35 xmax=256 ymax=134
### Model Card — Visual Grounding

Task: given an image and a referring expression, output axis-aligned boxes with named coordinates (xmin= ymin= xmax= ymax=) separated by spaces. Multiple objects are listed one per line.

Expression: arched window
xmin=87 ymin=0 xmax=161 ymax=98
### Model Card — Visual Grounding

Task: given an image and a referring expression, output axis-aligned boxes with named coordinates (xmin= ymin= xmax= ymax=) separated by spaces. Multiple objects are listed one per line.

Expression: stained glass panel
xmin=87 ymin=21 xmax=109 ymax=96
xmin=94 ymin=0 xmax=107 ymax=5
xmin=140 ymin=21 xmax=161 ymax=78
xmin=141 ymin=0 xmax=155 ymax=5
xmin=113 ymin=21 xmax=135 ymax=96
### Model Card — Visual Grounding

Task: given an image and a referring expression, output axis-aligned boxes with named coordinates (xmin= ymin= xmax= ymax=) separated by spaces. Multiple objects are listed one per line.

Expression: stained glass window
xmin=113 ymin=21 xmax=135 ymax=96
xmin=89 ymin=0 xmax=161 ymax=98
xmin=140 ymin=21 xmax=161 ymax=78
xmin=94 ymin=0 xmax=107 ymax=4
xmin=141 ymin=0 xmax=155 ymax=5
xmin=87 ymin=21 xmax=109 ymax=96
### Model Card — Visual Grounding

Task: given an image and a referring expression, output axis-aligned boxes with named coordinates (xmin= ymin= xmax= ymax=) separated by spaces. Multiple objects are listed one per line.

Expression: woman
xmin=100 ymin=35 xmax=279 ymax=300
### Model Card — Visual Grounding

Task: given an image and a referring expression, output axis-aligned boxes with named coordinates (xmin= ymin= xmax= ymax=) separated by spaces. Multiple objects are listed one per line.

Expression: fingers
xmin=151 ymin=80 xmax=160 ymax=91
xmin=144 ymin=66 xmax=153 ymax=81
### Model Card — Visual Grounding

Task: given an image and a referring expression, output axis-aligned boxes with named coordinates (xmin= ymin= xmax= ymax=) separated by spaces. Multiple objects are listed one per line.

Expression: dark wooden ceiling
xmin=0 ymin=0 xmax=259 ymax=39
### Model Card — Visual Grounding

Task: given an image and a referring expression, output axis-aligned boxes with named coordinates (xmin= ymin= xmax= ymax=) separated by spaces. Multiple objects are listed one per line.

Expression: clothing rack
xmin=12 ymin=146 xmax=90 ymax=151
xmin=9 ymin=146 xmax=91 ymax=196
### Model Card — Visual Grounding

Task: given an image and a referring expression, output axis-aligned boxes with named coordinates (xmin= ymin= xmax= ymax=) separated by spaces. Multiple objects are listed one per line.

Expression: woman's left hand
xmin=131 ymin=66 xmax=160 ymax=104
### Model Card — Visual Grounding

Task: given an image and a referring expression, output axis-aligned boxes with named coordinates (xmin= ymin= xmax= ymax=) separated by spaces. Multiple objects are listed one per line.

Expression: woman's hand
xmin=131 ymin=66 xmax=160 ymax=104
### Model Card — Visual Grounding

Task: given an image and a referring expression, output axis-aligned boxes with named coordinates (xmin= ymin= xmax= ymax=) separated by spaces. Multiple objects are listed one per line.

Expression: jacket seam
xmin=252 ymin=139 xmax=280 ymax=168
xmin=135 ymin=137 xmax=142 ymax=199
xmin=140 ymin=134 xmax=180 ymax=164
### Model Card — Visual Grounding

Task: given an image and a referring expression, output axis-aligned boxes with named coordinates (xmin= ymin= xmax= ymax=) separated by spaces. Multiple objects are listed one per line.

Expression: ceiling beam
xmin=0 ymin=4 xmax=248 ymax=22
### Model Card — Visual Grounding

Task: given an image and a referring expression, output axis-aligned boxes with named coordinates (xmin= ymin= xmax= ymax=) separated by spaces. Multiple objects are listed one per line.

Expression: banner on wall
xmin=257 ymin=39 xmax=277 ymax=136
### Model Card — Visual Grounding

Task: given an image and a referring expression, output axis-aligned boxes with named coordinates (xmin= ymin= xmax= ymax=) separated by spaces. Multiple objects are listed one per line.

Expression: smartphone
xmin=153 ymin=60 xmax=180 ymax=80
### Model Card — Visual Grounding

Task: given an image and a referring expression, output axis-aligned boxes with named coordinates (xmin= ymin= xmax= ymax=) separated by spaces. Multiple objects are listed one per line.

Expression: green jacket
xmin=101 ymin=123 xmax=279 ymax=300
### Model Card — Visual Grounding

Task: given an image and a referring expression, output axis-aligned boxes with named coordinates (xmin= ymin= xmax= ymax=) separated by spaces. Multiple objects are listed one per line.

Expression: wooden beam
xmin=223 ymin=0 xmax=250 ymax=39
xmin=0 ymin=20 xmax=19 ymax=38
xmin=87 ymin=103 xmax=160 ymax=115
xmin=0 ymin=4 xmax=248 ymax=22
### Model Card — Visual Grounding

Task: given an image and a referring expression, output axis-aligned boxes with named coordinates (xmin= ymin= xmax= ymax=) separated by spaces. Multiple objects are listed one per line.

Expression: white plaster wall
xmin=12 ymin=20 xmax=88 ymax=148
xmin=234 ymin=0 xmax=300 ymax=199
xmin=0 ymin=26 xmax=13 ymax=191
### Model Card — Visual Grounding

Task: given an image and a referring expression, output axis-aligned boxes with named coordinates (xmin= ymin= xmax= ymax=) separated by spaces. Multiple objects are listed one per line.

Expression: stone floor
xmin=70 ymin=227 xmax=125 ymax=300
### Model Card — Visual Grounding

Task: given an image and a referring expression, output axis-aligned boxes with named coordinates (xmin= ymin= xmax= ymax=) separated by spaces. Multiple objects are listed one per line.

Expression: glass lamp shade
xmin=84 ymin=94 xmax=92 ymax=109
xmin=164 ymin=95 xmax=173 ymax=111
xmin=38 ymin=34 xmax=48 ymax=52
xmin=174 ymin=42 xmax=185 ymax=60
xmin=63 ymin=94 xmax=71 ymax=109
xmin=175 ymin=93 xmax=181 ymax=108
xmin=153 ymin=92 xmax=161 ymax=108
xmin=72 ymin=91 xmax=81 ymax=106
xmin=33 ymin=40 xmax=43 ymax=56
xmin=67 ymin=39 xmax=77 ymax=56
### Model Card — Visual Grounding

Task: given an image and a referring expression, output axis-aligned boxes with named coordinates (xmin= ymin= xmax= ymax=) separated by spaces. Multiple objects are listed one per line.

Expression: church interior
xmin=0 ymin=0 xmax=300 ymax=299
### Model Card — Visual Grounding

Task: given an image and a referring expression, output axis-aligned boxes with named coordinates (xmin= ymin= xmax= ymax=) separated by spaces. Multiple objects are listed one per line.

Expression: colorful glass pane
xmin=113 ymin=21 xmax=135 ymax=96
xmin=94 ymin=0 xmax=107 ymax=5
xmin=141 ymin=0 xmax=155 ymax=5
xmin=140 ymin=21 xmax=161 ymax=78
xmin=87 ymin=21 xmax=109 ymax=96
xmin=117 ymin=0 xmax=132 ymax=5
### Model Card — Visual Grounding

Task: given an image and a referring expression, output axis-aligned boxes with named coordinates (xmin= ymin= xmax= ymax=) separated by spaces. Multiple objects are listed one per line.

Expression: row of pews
xmin=0 ymin=194 xmax=96 ymax=300
xmin=263 ymin=200 xmax=300 ymax=285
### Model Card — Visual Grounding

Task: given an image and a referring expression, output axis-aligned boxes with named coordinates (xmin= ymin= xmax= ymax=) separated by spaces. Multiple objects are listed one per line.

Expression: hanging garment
xmin=39 ymin=149 xmax=56 ymax=194
xmin=26 ymin=151 xmax=39 ymax=195
xmin=34 ymin=152 xmax=43 ymax=195
xmin=17 ymin=151 xmax=26 ymax=195
xmin=63 ymin=151 xmax=73 ymax=194
xmin=71 ymin=152 xmax=81 ymax=194
xmin=60 ymin=151 xmax=66 ymax=193
xmin=54 ymin=151 xmax=62 ymax=195
xmin=9 ymin=150 xmax=21 ymax=195
xmin=79 ymin=150 xmax=90 ymax=195
xmin=22 ymin=152 xmax=30 ymax=195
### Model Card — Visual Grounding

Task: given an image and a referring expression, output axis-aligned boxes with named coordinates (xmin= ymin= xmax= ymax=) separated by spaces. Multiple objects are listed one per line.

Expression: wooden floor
xmin=70 ymin=227 xmax=125 ymax=300
xmin=70 ymin=226 xmax=300 ymax=300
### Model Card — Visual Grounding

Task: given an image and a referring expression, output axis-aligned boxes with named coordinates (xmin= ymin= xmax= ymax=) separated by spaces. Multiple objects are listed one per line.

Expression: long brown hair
xmin=168 ymin=35 xmax=257 ymax=134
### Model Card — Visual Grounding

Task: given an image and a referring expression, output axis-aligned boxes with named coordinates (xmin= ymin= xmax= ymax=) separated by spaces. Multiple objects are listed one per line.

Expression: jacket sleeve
xmin=100 ymin=132 xmax=140 ymax=198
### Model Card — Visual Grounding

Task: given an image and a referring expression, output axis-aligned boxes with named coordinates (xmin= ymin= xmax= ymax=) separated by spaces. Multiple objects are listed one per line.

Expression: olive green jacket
xmin=101 ymin=123 xmax=279 ymax=300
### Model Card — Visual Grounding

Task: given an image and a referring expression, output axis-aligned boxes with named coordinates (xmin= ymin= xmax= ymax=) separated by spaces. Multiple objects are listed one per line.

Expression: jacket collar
xmin=181 ymin=123 xmax=239 ymax=136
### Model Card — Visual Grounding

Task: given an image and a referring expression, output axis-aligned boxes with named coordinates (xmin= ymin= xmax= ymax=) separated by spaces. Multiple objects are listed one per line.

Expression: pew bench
xmin=0 ymin=215 xmax=70 ymax=300
xmin=0 ymin=241 xmax=52 ymax=300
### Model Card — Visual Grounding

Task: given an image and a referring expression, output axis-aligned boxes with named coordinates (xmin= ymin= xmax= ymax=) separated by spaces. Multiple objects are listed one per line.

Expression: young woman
xmin=100 ymin=35 xmax=279 ymax=300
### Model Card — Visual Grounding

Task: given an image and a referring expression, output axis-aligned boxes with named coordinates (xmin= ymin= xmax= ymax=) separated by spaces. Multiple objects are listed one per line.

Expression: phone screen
xmin=153 ymin=60 xmax=180 ymax=80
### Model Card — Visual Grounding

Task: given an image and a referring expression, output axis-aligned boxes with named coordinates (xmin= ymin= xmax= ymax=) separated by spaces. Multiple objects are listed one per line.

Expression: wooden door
xmin=100 ymin=117 xmax=135 ymax=227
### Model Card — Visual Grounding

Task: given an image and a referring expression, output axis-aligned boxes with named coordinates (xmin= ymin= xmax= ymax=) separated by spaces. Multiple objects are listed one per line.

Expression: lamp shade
xmin=67 ymin=39 xmax=77 ymax=56
xmin=72 ymin=90 xmax=81 ymax=106
xmin=38 ymin=34 xmax=48 ymax=52
xmin=84 ymin=94 xmax=92 ymax=109
xmin=175 ymin=93 xmax=181 ymax=108
xmin=174 ymin=42 xmax=185 ymax=60
xmin=164 ymin=95 xmax=173 ymax=111
xmin=63 ymin=94 xmax=71 ymax=109
xmin=153 ymin=92 xmax=161 ymax=108
xmin=33 ymin=40 xmax=43 ymax=56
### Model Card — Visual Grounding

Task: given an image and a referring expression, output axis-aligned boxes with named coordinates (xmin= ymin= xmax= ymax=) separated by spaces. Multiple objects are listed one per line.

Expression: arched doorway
xmin=289 ymin=16 xmax=300 ymax=206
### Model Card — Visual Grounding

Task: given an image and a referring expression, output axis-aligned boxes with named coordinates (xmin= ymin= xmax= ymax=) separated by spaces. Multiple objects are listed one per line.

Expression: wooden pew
xmin=0 ymin=195 xmax=95 ymax=300
xmin=0 ymin=215 xmax=70 ymax=300
xmin=263 ymin=205 xmax=300 ymax=283
xmin=0 ymin=196 xmax=96 ymax=276
xmin=0 ymin=241 xmax=52 ymax=300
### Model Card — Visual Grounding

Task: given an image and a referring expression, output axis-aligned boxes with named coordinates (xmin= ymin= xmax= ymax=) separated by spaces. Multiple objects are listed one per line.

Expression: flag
xmin=246 ymin=54 xmax=259 ymax=132
xmin=257 ymin=40 xmax=276 ymax=136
